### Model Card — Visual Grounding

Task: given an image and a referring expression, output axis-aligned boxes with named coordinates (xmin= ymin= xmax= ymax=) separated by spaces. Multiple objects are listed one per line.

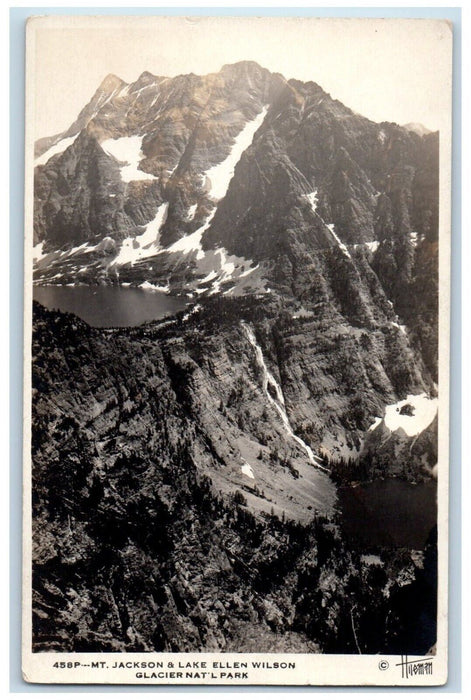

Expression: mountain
xmin=403 ymin=122 xmax=433 ymax=137
xmin=33 ymin=62 xmax=438 ymax=310
xmin=31 ymin=62 xmax=440 ymax=653
xmin=33 ymin=60 xmax=439 ymax=446
xmin=31 ymin=300 xmax=437 ymax=654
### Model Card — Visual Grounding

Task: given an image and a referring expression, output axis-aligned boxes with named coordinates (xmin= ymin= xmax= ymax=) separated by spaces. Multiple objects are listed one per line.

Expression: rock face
xmin=32 ymin=302 xmax=437 ymax=654
xmin=33 ymin=63 xmax=437 ymax=325
xmin=34 ymin=63 xmax=279 ymax=249
xmin=33 ymin=62 xmax=438 ymax=377
xmin=30 ymin=61 xmax=440 ymax=654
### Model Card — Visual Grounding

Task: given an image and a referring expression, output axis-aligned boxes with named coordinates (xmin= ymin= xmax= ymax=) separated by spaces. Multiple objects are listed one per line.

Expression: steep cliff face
xmin=34 ymin=63 xmax=281 ymax=249
xmin=33 ymin=63 xmax=438 ymax=283
xmin=33 ymin=63 xmax=438 ymax=380
xmin=32 ymin=302 xmax=436 ymax=654
xmin=203 ymin=79 xmax=437 ymax=257
xmin=32 ymin=59 xmax=440 ymax=470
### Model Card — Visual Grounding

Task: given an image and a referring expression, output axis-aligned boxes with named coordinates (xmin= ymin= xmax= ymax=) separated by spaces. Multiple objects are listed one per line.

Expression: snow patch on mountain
xmin=391 ymin=321 xmax=407 ymax=335
xmin=352 ymin=241 xmax=380 ymax=253
xmin=35 ymin=135 xmax=78 ymax=167
xmin=305 ymin=189 xmax=351 ymax=260
xmin=187 ymin=204 xmax=198 ymax=221
xmin=242 ymin=323 xmax=323 ymax=467
xmin=41 ymin=198 xmax=264 ymax=295
xmin=136 ymin=202 xmax=169 ymax=249
xmin=304 ymin=191 xmax=319 ymax=212
xmin=368 ymin=393 xmax=438 ymax=437
xmin=138 ymin=281 xmax=170 ymax=292
xmin=292 ymin=307 xmax=314 ymax=320
xmin=204 ymin=106 xmax=268 ymax=201
xmin=110 ymin=202 xmax=168 ymax=266
xmin=101 ymin=136 xmax=156 ymax=183
xmin=182 ymin=304 xmax=202 ymax=322
xmin=33 ymin=240 xmax=104 ymax=281
xmin=368 ymin=416 xmax=383 ymax=432
xmin=239 ymin=263 xmax=259 ymax=279
xmin=167 ymin=208 xmax=217 ymax=260
xmin=32 ymin=241 xmax=46 ymax=262
xmin=409 ymin=231 xmax=425 ymax=248
xmin=241 ymin=462 xmax=255 ymax=479
xmin=194 ymin=248 xmax=259 ymax=295
xmin=118 ymin=84 xmax=130 ymax=98
xmin=326 ymin=223 xmax=352 ymax=259
xmin=89 ymin=85 xmax=122 ymax=122
xmin=365 ymin=241 xmax=380 ymax=253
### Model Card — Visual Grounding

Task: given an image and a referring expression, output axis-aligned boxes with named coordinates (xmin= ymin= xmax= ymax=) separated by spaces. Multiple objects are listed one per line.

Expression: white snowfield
xmin=241 ymin=462 xmax=255 ymax=479
xmin=198 ymin=249 xmax=259 ymax=295
xmin=34 ymin=135 xmax=78 ymax=167
xmin=409 ymin=231 xmax=425 ymax=248
xmin=101 ymin=135 xmax=156 ymax=183
xmin=110 ymin=202 xmax=169 ymax=267
xmin=35 ymin=108 xmax=271 ymax=295
xmin=187 ymin=204 xmax=198 ymax=221
xmin=37 ymin=200 xmax=262 ymax=295
xmin=167 ymin=208 xmax=217 ymax=259
xmin=368 ymin=392 xmax=438 ymax=437
xmin=391 ymin=321 xmax=407 ymax=335
xmin=166 ymin=208 xmax=261 ymax=296
xmin=368 ymin=416 xmax=383 ymax=432
xmin=182 ymin=304 xmax=202 ymax=322
xmin=326 ymin=223 xmax=352 ymax=260
xmin=165 ymin=109 xmax=269 ymax=286
xmin=305 ymin=191 xmax=319 ymax=212
xmin=364 ymin=241 xmax=380 ymax=253
xmin=352 ymin=241 xmax=380 ymax=253
xmin=138 ymin=281 xmax=169 ymax=293
xmin=204 ymin=106 xmax=268 ymax=201
xmin=32 ymin=241 xmax=45 ymax=263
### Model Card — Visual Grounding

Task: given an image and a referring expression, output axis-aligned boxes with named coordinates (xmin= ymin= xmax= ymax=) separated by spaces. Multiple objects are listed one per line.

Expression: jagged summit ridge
xmin=33 ymin=60 xmax=438 ymax=387
xmin=97 ymin=72 xmax=127 ymax=92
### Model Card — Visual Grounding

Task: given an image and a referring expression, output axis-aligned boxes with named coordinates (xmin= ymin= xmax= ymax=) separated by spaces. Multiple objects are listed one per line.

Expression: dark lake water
xmin=338 ymin=478 xmax=437 ymax=549
xmin=33 ymin=285 xmax=188 ymax=328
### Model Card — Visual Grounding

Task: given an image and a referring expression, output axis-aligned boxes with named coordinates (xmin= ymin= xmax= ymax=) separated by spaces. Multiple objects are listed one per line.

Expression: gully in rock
xmin=242 ymin=322 xmax=324 ymax=468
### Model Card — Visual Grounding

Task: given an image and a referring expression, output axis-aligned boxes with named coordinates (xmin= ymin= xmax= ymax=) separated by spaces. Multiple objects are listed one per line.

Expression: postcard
xmin=23 ymin=15 xmax=452 ymax=685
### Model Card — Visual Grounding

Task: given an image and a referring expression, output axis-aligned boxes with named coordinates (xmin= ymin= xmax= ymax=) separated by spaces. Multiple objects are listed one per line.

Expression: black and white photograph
xmin=23 ymin=15 xmax=452 ymax=685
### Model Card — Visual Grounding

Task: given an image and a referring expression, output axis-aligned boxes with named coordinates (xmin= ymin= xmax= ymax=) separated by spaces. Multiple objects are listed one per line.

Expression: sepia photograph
xmin=23 ymin=14 xmax=453 ymax=685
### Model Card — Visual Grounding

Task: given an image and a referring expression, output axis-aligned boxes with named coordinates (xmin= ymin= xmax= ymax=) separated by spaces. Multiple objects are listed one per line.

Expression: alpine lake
xmin=33 ymin=283 xmax=437 ymax=551
xmin=33 ymin=284 xmax=188 ymax=328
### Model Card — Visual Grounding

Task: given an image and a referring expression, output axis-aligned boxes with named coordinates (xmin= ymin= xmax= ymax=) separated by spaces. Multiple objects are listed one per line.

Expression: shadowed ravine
xmin=242 ymin=322 xmax=324 ymax=469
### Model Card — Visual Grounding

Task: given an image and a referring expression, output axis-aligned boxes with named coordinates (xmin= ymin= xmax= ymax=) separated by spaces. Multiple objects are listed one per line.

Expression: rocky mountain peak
xmin=220 ymin=59 xmax=268 ymax=75
xmin=97 ymin=72 xmax=127 ymax=93
xmin=136 ymin=70 xmax=158 ymax=82
xmin=403 ymin=122 xmax=433 ymax=137
xmin=33 ymin=62 xmax=439 ymax=382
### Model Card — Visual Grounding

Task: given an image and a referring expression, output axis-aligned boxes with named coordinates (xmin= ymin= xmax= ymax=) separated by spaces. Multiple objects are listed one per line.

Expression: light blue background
xmin=10 ymin=5 xmax=462 ymax=693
